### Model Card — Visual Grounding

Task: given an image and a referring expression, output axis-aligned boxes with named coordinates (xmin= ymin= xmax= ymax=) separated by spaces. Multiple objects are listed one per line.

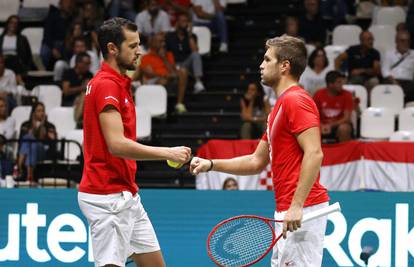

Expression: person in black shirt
xmin=335 ymin=31 xmax=381 ymax=91
xmin=165 ymin=12 xmax=205 ymax=93
xmin=61 ymin=52 xmax=93 ymax=106
xmin=298 ymin=0 xmax=327 ymax=46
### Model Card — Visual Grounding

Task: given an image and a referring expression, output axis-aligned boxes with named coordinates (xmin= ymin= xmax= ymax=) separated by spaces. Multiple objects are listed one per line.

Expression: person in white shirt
xmin=53 ymin=37 xmax=100 ymax=81
xmin=135 ymin=0 xmax=171 ymax=43
xmin=0 ymin=97 xmax=15 ymax=139
xmin=192 ymin=0 xmax=229 ymax=53
xmin=299 ymin=47 xmax=331 ymax=96
xmin=382 ymin=30 xmax=414 ymax=102
xmin=0 ymin=55 xmax=17 ymax=112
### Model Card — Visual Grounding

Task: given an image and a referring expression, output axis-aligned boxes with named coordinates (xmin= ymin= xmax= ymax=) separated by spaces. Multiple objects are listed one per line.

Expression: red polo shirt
xmin=79 ymin=62 xmax=138 ymax=195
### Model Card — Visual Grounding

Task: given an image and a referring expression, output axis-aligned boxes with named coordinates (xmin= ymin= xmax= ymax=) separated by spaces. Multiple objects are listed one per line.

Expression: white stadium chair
xmin=398 ymin=107 xmax=414 ymax=131
xmin=135 ymin=107 xmax=152 ymax=140
xmin=343 ymin=84 xmax=368 ymax=111
xmin=135 ymin=85 xmax=167 ymax=117
xmin=47 ymin=107 xmax=76 ymax=138
xmin=11 ymin=106 xmax=32 ymax=137
xmin=305 ymin=44 xmax=316 ymax=57
xmin=226 ymin=0 xmax=247 ymax=3
xmin=21 ymin=27 xmax=44 ymax=56
xmin=368 ymin=25 xmax=396 ymax=50
xmin=389 ymin=131 xmax=414 ymax=142
xmin=332 ymin=25 xmax=362 ymax=46
xmin=0 ymin=0 xmax=19 ymax=21
xmin=32 ymin=85 xmax=62 ymax=113
xmin=324 ymin=45 xmax=347 ymax=71
xmin=192 ymin=26 xmax=211 ymax=55
xmin=361 ymin=107 xmax=394 ymax=139
xmin=375 ymin=6 xmax=406 ymax=28
xmin=370 ymin=85 xmax=404 ymax=115
xmin=63 ymin=129 xmax=83 ymax=161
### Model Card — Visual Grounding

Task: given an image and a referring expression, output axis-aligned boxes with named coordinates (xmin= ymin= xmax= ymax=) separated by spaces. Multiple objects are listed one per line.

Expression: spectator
xmin=0 ymin=55 xmax=17 ymax=113
xmin=135 ymin=0 xmax=171 ymax=44
xmin=78 ymin=1 xmax=103 ymax=52
xmin=407 ymin=0 xmax=414 ymax=48
xmin=61 ymin=52 xmax=93 ymax=107
xmin=140 ymin=33 xmax=189 ymax=113
xmin=335 ymin=31 xmax=381 ymax=91
xmin=382 ymin=31 xmax=414 ymax=103
xmin=222 ymin=177 xmax=238 ymax=190
xmin=159 ymin=0 xmax=191 ymax=26
xmin=284 ymin=16 xmax=300 ymax=38
xmin=54 ymin=37 xmax=100 ymax=82
xmin=0 ymin=15 xmax=34 ymax=84
xmin=240 ymin=82 xmax=265 ymax=139
xmin=192 ymin=0 xmax=229 ymax=53
xmin=74 ymin=91 xmax=85 ymax=129
xmin=298 ymin=0 xmax=327 ymax=46
xmin=41 ymin=0 xmax=76 ymax=69
xmin=166 ymin=12 xmax=205 ymax=93
xmin=299 ymin=47 xmax=330 ymax=95
xmin=0 ymin=97 xmax=15 ymax=139
xmin=319 ymin=0 xmax=348 ymax=28
xmin=63 ymin=21 xmax=84 ymax=60
xmin=107 ymin=0 xmax=137 ymax=21
xmin=18 ymin=102 xmax=57 ymax=182
xmin=313 ymin=71 xmax=353 ymax=143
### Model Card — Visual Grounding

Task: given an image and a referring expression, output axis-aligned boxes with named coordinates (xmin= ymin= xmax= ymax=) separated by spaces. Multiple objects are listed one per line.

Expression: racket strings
xmin=208 ymin=217 xmax=274 ymax=267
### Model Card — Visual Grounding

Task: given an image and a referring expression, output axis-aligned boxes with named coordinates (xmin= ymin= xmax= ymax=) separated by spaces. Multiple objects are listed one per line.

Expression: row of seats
xmin=10 ymin=105 xmax=152 ymax=140
xmin=344 ymin=84 xmax=405 ymax=115
xmin=361 ymin=107 xmax=414 ymax=139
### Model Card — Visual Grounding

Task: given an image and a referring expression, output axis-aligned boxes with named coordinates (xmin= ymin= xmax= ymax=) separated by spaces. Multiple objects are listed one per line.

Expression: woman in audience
xmin=0 ymin=97 xmax=15 ymax=139
xmin=299 ymin=47 xmax=330 ymax=96
xmin=222 ymin=177 xmax=239 ymax=190
xmin=0 ymin=15 xmax=34 ymax=85
xmin=17 ymin=102 xmax=57 ymax=182
xmin=240 ymin=82 xmax=265 ymax=139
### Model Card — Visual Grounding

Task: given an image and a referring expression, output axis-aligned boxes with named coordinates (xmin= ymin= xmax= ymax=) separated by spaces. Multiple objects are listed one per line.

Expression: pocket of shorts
xmin=110 ymin=191 xmax=135 ymax=213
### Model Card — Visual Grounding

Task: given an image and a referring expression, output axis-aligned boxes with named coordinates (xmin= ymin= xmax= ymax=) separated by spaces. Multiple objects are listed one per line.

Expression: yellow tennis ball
xmin=167 ymin=160 xmax=183 ymax=169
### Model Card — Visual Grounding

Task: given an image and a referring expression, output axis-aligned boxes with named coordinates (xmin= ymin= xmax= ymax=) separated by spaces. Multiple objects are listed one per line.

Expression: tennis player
xmin=191 ymin=35 xmax=329 ymax=267
xmin=78 ymin=17 xmax=192 ymax=267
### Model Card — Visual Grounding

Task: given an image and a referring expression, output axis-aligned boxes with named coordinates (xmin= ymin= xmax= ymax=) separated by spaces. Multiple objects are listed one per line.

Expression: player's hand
xmin=168 ymin=146 xmax=192 ymax=164
xmin=282 ymin=205 xmax=303 ymax=239
xmin=190 ymin=157 xmax=212 ymax=175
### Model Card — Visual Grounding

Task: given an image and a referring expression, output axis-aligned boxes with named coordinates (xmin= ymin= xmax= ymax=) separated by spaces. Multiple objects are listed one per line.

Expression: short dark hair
xmin=325 ymin=70 xmax=345 ymax=85
xmin=97 ymin=17 xmax=138 ymax=59
xmin=265 ymin=35 xmax=307 ymax=80
xmin=308 ymin=47 xmax=328 ymax=69
xmin=75 ymin=52 xmax=90 ymax=65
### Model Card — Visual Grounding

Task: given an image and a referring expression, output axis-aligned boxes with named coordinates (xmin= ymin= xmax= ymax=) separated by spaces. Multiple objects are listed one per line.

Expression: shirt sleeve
xmin=284 ymin=93 xmax=320 ymax=135
xmin=94 ymin=79 xmax=122 ymax=113
xmin=344 ymin=92 xmax=354 ymax=111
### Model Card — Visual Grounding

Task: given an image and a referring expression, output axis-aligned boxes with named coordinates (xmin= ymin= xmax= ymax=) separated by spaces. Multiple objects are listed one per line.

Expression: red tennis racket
xmin=207 ymin=202 xmax=341 ymax=267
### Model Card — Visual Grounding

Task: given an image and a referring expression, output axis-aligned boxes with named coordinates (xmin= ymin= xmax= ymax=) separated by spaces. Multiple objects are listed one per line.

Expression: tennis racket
xmin=207 ymin=202 xmax=341 ymax=267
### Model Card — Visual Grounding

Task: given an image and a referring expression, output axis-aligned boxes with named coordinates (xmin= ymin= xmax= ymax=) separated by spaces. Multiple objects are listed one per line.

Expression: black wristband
xmin=207 ymin=159 xmax=214 ymax=172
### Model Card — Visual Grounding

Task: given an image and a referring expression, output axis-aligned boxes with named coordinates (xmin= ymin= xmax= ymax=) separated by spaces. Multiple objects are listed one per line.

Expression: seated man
xmin=192 ymin=0 xmax=228 ymax=53
xmin=382 ymin=30 xmax=414 ymax=103
xmin=140 ymin=33 xmax=189 ymax=113
xmin=313 ymin=71 xmax=353 ymax=143
xmin=335 ymin=31 xmax=381 ymax=91
xmin=298 ymin=0 xmax=327 ymax=46
xmin=61 ymin=52 xmax=93 ymax=107
xmin=135 ymin=0 xmax=171 ymax=45
xmin=166 ymin=12 xmax=205 ymax=93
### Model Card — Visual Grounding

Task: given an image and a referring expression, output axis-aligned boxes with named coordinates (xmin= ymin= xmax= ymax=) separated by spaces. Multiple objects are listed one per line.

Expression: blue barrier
xmin=0 ymin=189 xmax=413 ymax=267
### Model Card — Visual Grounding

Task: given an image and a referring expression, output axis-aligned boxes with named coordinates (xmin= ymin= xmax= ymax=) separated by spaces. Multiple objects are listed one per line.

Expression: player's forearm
xmin=108 ymin=137 xmax=173 ymax=161
xmin=212 ymin=155 xmax=266 ymax=175
xmin=291 ymin=149 xmax=323 ymax=207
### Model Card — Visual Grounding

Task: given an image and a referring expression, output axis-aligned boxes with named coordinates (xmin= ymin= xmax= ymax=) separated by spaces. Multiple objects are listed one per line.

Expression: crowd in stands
xmin=1 ymin=0 xmax=414 ymax=185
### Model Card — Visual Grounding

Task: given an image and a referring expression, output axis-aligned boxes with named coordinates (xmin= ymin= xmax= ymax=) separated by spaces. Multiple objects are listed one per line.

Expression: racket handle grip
xmin=302 ymin=202 xmax=341 ymax=223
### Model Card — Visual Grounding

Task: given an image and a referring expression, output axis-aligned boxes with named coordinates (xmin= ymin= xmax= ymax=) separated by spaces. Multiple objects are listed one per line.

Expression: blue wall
xmin=0 ymin=189 xmax=413 ymax=266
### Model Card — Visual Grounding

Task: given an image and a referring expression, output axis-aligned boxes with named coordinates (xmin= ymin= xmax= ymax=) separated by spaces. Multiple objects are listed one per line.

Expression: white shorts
xmin=271 ymin=202 xmax=328 ymax=267
xmin=78 ymin=191 xmax=160 ymax=267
